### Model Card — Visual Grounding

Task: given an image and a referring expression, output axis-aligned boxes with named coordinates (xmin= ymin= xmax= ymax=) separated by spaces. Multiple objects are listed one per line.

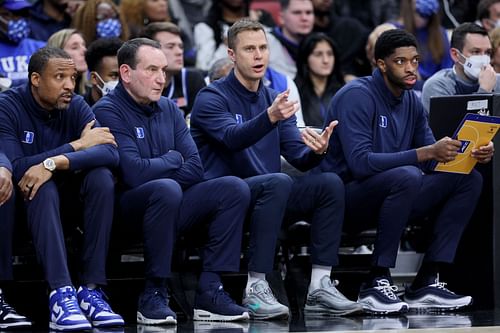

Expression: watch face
xmin=44 ymin=158 xmax=56 ymax=171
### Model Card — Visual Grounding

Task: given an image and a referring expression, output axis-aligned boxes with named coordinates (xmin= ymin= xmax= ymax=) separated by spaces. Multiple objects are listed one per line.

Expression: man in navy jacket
xmin=0 ymin=152 xmax=31 ymax=329
xmin=0 ymin=47 xmax=123 ymax=331
xmin=191 ymin=18 xmax=362 ymax=319
xmin=93 ymin=38 xmax=251 ymax=325
xmin=317 ymin=29 xmax=494 ymax=314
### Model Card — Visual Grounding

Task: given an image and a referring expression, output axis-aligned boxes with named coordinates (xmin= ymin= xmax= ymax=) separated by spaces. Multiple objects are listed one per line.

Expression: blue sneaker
xmin=77 ymin=286 xmax=124 ymax=327
xmin=404 ymin=278 xmax=473 ymax=311
xmin=357 ymin=279 xmax=408 ymax=315
xmin=49 ymin=286 xmax=92 ymax=331
xmin=137 ymin=287 xmax=177 ymax=325
xmin=194 ymin=283 xmax=249 ymax=321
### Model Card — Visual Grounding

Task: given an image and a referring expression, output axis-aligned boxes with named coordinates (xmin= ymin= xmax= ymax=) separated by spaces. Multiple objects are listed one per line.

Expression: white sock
xmin=246 ymin=271 xmax=266 ymax=294
xmin=309 ymin=265 xmax=332 ymax=293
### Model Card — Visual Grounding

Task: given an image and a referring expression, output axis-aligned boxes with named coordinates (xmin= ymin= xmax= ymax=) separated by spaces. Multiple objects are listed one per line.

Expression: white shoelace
xmin=374 ymin=279 xmax=399 ymax=300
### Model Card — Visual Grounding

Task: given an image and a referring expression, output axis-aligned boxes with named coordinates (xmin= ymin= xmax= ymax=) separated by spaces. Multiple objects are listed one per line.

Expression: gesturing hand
xmin=267 ymin=89 xmax=299 ymax=124
xmin=301 ymin=120 xmax=338 ymax=155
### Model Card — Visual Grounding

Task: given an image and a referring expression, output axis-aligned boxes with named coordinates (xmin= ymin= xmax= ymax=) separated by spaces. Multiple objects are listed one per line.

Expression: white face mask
xmin=458 ymin=51 xmax=490 ymax=80
xmin=94 ymin=72 xmax=118 ymax=96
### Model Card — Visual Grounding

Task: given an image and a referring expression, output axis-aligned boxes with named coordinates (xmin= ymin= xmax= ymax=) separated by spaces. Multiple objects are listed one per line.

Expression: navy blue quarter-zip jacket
xmin=93 ymin=83 xmax=204 ymax=189
xmin=316 ymin=69 xmax=436 ymax=182
xmin=0 ymin=84 xmax=119 ymax=182
xmin=0 ymin=152 xmax=11 ymax=172
xmin=190 ymin=70 xmax=323 ymax=180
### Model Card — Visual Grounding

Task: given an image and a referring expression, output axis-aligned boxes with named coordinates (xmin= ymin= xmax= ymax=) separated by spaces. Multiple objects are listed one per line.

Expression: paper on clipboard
xmin=433 ymin=113 xmax=500 ymax=174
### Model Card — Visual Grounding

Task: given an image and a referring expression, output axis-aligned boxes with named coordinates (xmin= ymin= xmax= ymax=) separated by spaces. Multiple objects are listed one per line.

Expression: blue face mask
xmin=96 ymin=18 xmax=122 ymax=38
xmin=7 ymin=18 xmax=30 ymax=44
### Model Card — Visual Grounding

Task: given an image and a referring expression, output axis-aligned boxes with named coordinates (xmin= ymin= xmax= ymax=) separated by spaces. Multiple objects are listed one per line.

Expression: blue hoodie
xmin=190 ymin=70 xmax=323 ymax=179
xmin=93 ymin=83 xmax=204 ymax=190
xmin=316 ymin=69 xmax=436 ymax=182
xmin=0 ymin=83 xmax=119 ymax=181
xmin=0 ymin=152 xmax=11 ymax=171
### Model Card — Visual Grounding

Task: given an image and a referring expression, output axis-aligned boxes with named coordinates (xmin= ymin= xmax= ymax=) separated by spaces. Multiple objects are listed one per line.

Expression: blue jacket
xmin=0 ymin=152 xmax=11 ymax=172
xmin=93 ymin=83 xmax=204 ymax=190
xmin=0 ymin=84 xmax=119 ymax=181
xmin=190 ymin=70 xmax=322 ymax=179
xmin=317 ymin=69 xmax=436 ymax=182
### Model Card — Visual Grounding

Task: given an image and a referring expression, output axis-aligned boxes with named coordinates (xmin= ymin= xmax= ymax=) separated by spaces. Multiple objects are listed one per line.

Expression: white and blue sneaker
xmin=77 ymin=286 xmax=124 ymax=327
xmin=358 ymin=279 xmax=408 ymax=315
xmin=49 ymin=286 xmax=92 ymax=331
xmin=404 ymin=278 xmax=473 ymax=311
xmin=0 ymin=289 xmax=31 ymax=329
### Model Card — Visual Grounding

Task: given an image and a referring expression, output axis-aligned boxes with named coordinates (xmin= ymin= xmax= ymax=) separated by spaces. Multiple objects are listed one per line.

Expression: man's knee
xmin=214 ymin=176 xmax=251 ymax=205
xmin=148 ymin=179 xmax=183 ymax=206
xmin=389 ymin=166 xmax=423 ymax=191
xmin=84 ymin=167 xmax=115 ymax=193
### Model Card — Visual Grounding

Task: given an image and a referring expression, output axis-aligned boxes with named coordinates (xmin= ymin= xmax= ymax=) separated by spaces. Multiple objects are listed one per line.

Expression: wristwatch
xmin=43 ymin=158 xmax=56 ymax=172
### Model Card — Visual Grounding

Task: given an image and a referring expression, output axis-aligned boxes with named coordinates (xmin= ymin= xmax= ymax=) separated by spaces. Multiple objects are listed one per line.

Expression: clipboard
xmin=433 ymin=113 xmax=500 ymax=174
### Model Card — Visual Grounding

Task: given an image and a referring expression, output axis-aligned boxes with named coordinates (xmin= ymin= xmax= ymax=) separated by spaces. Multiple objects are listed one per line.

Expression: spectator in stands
xmin=72 ymin=0 xmax=130 ymax=45
xmin=0 ymin=46 xmax=123 ymax=331
xmin=144 ymin=22 xmax=206 ymax=119
xmin=93 ymin=38 xmax=251 ymax=325
xmin=207 ymin=57 xmax=234 ymax=83
xmin=191 ymin=18 xmax=362 ymax=320
xmin=365 ymin=23 xmax=397 ymax=69
xmin=47 ymin=29 xmax=88 ymax=95
xmin=84 ymin=37 xmax=122 ymax=107
xmin=194 ymin=0 xmax=275 ymax=71
xmin=0 ymin=0 xmax=46 ymax=86
xmin=476 ymin=0 xmax=500 ymax=32
xmin=311 ymin=0 xmax=370 ymax=81
xmin=0 ymin=152 xmax=31 ymax=329
xmin=422 ymin=23 xmax=500 ymax=112
xmin=317 ymin=28 xmax=492 ymax=314
xmin=333 ymin=0 xmax=400 ymax=30
xmin=295 ymin=32 xmax=343 ymax=127
xmin=392 ymin=0 xmax=453 ymax=85
xmin=267 ymin=0 xmax=314 ymax=79
xmin=492 ymin=27 xmax=500 ymax=73
xmin=29 ymin=0 xmax=72 ymax=41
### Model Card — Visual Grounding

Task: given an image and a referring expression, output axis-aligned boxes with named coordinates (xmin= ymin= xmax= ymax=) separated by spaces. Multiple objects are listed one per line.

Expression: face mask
xmin=458 ymin=51 xmax=490 ymax=80
xmin=96 ymin=18 xmax=122 ymax=38
xmin=6 ymin=18 xmax=30 ymax=44
xmin=491 ymin=19 xmax=500 ymax=29
xmin=94 ymin=72 xmax=118 ymax=96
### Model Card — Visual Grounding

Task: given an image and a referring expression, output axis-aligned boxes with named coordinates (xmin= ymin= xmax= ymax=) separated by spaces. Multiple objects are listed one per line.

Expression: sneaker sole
xmin=407 ymin=301 xmax=472 ymax=312
xmin=305 ymin=304 xmax=364 ymax=316
xmin=193 ymin=309 xmax=250 ymax=322
xmin=0 ymin=321 xmax=32 ymax=329
xmin=248 ymin=308 xmax=289 ymax=320
xmin=91 ymin=318 xmax=125 ymax=327
xmin=49 ymin=322 xmax=92 ymax=331
xmin=360 ymin=303 xmax=408 ymax=315
xmin=137 ymin=312 xmax=177 ymax=325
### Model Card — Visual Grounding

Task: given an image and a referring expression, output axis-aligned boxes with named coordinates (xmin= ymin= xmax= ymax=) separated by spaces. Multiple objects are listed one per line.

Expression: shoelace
xmin=59 ymin=289 xmax=81 ymax=314
xmin=86 ymin=289 xmax=112 ymax=311
xmin=324 ymin=279 xmax=344 ymax=297
xmin=213 ymin=286 xmax=236 ymax=305
xmin=430 ymin=281 xmax=455 ymax=294
xmin=374 ymin=279 xmax=399 ymax=300
xmin=253 ymin=284 xmax=278 ymax=303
